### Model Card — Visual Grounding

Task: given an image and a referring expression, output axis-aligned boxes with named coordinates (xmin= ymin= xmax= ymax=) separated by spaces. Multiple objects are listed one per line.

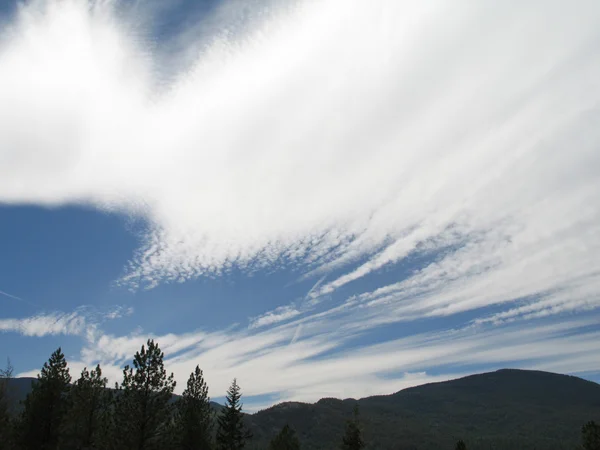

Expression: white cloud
xmin=0 ymin=311 xmax=88 ymax=337
xmin=249 ymin=305 xmax=301 ymax=329
xmin=0 ymin=305 xmax=134 ymax=339
xmin=0 ymin=0 xmax=597 ymax=302
xmin=103 ymin=305 xmax=134 ymax=320
xmin=3 ymin=0 xmax=600 ymax=409
xmin=17 ymin=311 xmax=598 ymax=411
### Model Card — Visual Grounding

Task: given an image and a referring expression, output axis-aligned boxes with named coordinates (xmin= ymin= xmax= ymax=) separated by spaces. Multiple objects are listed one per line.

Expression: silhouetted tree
xmin=174 ymin=365 xmax=213 ymax=450
xmin=582 ymin=421 xmax=600 ymax=450
xmin=216 ymin=379 xmax=251 ymax=450
xmin=61 ymin=364 xmax=109 ymax=449
xmin=0 ymin=359 xmax=14 ymax=449
xmin=455 ymin=440 xmax=467 ymax=450
xmin=269 ymin=424 xmax=300 ymax=450
xmin=341 ymin=405 xmax=364 ymax=450
xmin=113 ymin=339 xmax=176 ymax=450
xmin=18 ymin=348 xmax=71 ymax=450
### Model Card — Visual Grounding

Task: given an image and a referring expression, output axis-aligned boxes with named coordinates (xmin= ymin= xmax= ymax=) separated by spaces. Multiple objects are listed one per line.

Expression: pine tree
xmin=340 ymin=405 xmax=364 ymax=450
xmin=454 ymin=440 xmax=467 ymax=450
xmin=113 ymin=339 xmax=176 ymax=450
xmin=61 ymin=364 xmax=109 ymax=449
xmin=216 ymin=379 xmax=251 ymax=450
xmin=0 ymin=359 xmax=14 ymax=449
xmin=269 ymin=424 xmax=300 ymax=450
xmin=174 ymin=365 xmax=214 ymax=450
xmin=582 ymin=421 xmax=600 ymax=450
xmin=18 ymin=348 xmax=71 ymax=450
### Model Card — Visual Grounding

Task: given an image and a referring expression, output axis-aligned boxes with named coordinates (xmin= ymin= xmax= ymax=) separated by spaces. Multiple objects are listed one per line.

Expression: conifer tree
xmin=454 ymin=440 xmax=467 ymax=450
xmin=18 ymin=348 xmax=71 ymax=450
xmin=61 ymin=364 xmax=109 ymax=449
xmin=340 ymin=405 xmax=364 ymax=450
xmin=269 ymin=424 xmax=300 ymax=450
xmin=113 ymin=339 xmax=176 ymax=450
xmin=216 ymin=379 xmax=252 ymax=450
xmin=582 ymin=421 xmax=600 ymax=450
xmin=174 ymin=365 xmax=213 ymax=450
xmin=0 ymin=359 xmax=14 ymax=449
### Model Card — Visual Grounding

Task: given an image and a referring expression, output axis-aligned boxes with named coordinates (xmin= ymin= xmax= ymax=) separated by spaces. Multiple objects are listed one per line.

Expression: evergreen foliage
xmin=455 ymin=439 xmax=467 ymax=450
xmin=268 ymin=424 xmax=300 ymax=450
xmin=340 ymin=405 xmax=364 ymax=450
xmin=61 ymin=364 xmax=109 ymax=449
xmin=17 ymin=348 xmax=71 ymax=450
xmin=1 ymin=348 xmax=599 ymax=450
xmin=0 ymin=359 xmax=14 ymax=449
xmin=216 ymin=379 xmax=252 ymax=450
xmin=582 ymin=421 xmax=600 ymax=450
xmin=112 ymin=339 xmax=176 ymax=450
xmin=174 ymin=365 xmax=213 ymax=450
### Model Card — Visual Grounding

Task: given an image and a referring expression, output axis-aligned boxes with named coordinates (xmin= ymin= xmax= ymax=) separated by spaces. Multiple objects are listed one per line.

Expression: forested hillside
xmin=247 ymin=369 xmax=600 ymax=449
xmin=1 ymin=344 xmax=599 ymax=450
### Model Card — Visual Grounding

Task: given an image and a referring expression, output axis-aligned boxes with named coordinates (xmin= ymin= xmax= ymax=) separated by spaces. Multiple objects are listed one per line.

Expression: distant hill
xmin=245 ymin=369 xmax=600 ymax=450
xmin=4 ymin=377 xmax=224 ymax=414
xmin=6 ymin=369 xmax=600 ymax=449
xmin=4 ymin=377 xmax=36 ymax=414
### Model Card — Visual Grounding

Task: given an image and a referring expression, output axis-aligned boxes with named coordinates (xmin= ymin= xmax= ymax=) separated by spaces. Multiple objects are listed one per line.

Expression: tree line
xmin=0 ymin=341 xmax=599 ymax=450
xmin=0 ymin=340 xmax=365 ymax=450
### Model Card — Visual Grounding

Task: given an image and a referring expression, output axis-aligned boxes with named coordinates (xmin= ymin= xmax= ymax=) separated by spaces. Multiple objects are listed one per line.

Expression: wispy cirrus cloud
xmin=103 ymin=305 xmax=134 ymax=320
xmin=0 ymin=0 xmax=597 ymax=302
xmin=249 ymin=305 xmax=301 ymax=329
xmin=0 ymin=305 xmax=134 ymax=339
xmin=19 ymin=309 xmax=599 ymax=410
xmin=2 ymin=0 xmax=600 ymax=407
xmin=0 ymin=311 xmax=88 ymax=337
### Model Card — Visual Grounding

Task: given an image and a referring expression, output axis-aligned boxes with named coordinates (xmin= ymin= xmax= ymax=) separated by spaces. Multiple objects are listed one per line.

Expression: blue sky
xmin=1 ymin=0 xmax=600 ymax=411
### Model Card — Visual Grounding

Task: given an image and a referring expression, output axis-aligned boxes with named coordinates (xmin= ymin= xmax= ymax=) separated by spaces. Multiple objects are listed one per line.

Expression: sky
xmin=0 ymin=0 xmax=599 ymax=411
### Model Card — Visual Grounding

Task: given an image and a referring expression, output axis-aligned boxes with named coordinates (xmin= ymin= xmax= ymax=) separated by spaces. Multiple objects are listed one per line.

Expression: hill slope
xmin=6 ymin=369 xmax=600 ymax=449
xmin=4 ymin=377 xmax=224 ymax=413
xmin=245 ymin=369 xmax=600 ymax=450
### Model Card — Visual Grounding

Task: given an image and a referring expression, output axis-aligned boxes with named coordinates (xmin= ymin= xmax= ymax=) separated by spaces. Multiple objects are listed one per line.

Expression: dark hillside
xmin=4 ymin=377 xmax=224 ymax=413
xmin=7 ymin=369 xmax=600 ymax=449
xmin=246 ymin=369 xmax=600 ymax=450
xmin=4 ymin=377 xmax=35 ymax=413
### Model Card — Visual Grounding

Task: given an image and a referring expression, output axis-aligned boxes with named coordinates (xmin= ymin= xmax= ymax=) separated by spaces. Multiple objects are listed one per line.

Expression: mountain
xmin=6 ymin=369 xmax=599 ymax=449
xmin=4 ymin=377 xmax=224 ymax=414
xmin=245 ymin=369 xmax=600 ymax=450
xmin=3 ymin=377 xmax=35 ymax=414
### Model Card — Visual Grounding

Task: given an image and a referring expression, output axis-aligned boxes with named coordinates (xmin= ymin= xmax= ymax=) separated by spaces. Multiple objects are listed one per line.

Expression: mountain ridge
xmin=5 ymin=369 xmax=600 ymax=449
xmin=245 ymin=368 xmax=600 ymax=449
